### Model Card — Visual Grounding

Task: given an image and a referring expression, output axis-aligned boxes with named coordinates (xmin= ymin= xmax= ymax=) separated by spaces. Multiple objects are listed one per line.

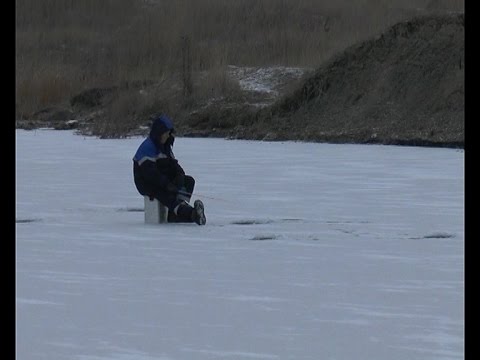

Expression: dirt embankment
xmin=17 ymin=13 xmax=464 ymax=148
xmin=216 ymin=13 xmax=464 ymax=147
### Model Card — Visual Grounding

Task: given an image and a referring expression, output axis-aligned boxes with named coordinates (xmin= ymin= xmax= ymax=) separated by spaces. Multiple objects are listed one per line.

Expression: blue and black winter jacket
xmin=133 ymin=115 xmax=185 ymax=196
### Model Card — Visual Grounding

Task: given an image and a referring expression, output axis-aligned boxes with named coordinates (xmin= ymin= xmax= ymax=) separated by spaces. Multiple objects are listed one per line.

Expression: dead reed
xmin=16 ymin=0 xmax=464 ymax=119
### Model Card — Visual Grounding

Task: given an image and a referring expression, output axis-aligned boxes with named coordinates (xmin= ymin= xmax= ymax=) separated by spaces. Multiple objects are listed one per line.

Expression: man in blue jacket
xmin=133 ymin=114 xmax=206 ymax=225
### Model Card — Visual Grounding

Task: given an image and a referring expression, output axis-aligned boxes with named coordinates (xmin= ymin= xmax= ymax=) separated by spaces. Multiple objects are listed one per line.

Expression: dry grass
xmin=16 ymin=0 xmax=464 ymax=120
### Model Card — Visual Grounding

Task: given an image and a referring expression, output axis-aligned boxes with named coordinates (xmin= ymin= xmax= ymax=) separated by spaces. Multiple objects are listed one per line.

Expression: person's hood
xmin=149 ymin=114 xmax=176 ymax=148
xmin=149 ymin=114 xmax=175 ymax=140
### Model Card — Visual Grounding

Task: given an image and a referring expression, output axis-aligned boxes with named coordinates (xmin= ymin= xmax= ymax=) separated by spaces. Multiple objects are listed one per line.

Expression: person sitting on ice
xmin=133 ymin=114 xmax=206 ymax=225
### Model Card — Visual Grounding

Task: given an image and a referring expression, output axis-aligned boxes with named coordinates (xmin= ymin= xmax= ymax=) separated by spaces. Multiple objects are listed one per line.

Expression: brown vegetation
xmin=15 ymin=0 xmax=462 ymax=116
xmin=16 ymin=0 xmax=464 ymax=146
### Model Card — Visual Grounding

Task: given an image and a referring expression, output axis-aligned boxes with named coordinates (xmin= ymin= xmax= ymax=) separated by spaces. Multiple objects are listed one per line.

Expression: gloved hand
xmin=166 ymin=182 xmax=178 ymax=193
xmin=173 ymin=174 xmax=185 ymax=188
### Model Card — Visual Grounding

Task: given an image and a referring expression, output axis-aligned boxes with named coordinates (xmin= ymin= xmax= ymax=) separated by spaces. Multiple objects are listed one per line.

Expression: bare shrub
xmin=93 ymin=90 xmax=144 ymax=138
xmin=194 ymin=67 xmax=243 ymax=102
xmin=16 ymin=0 xmax=464 ymax=118
xmin=16 ymin=65 xmax=87 ymax=119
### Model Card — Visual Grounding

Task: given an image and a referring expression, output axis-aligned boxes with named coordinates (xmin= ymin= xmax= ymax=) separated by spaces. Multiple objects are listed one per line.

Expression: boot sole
xmin=193 ymin=200 xmax=206 ymax=225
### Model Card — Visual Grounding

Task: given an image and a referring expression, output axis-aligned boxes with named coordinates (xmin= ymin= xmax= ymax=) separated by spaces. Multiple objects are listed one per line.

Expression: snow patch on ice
xmin=423 ymin=232 xmax=456 ymax=239
xmin=116 ymin=207 xmax=144 ymax=212
xmin=78 ymin=351 xmax=169 ymax=360
xmin=231 ymin=219 xmax=274 ymax=225
xmin=16 ymin=218 xmax=42 ymax=223
xmin=182 ymin=348 xmax=280 ymax=359
xmin=17 ymin=298 xmax=64 ymax=306
xmin=250 ymin=234 xmax=278 ymax=241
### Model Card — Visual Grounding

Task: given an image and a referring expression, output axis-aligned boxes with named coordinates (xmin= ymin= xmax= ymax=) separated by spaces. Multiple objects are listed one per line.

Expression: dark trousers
xmin=150 ymin=175 xmax=195 ymax=219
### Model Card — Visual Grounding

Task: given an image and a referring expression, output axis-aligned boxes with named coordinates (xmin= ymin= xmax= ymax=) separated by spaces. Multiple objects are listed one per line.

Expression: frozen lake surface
xmin=16 ymin=130 xmax=464 ymax=360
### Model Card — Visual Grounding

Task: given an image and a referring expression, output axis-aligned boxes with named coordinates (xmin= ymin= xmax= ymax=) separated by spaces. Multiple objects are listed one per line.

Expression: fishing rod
xmin=178 ymin=190 xmax=231 ymax=203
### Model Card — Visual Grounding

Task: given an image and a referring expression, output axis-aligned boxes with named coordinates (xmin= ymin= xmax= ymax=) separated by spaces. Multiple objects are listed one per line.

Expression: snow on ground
xmin=227 ymin=66 xmax=310 ymax=95
xmin=16 ymin=129 xmax=464 ymax=360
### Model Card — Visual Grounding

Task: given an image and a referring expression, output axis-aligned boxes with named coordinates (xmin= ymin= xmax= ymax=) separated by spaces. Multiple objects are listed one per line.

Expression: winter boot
xmin=174 ymin=200 xmax=206 ymax=225
xmin=192 ymin=200 xmax=206 ymax=226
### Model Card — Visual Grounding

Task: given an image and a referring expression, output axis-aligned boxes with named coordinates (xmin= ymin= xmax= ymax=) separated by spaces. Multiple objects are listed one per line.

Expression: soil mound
xmin=247 ymin=13 xmax=464 ymax=147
